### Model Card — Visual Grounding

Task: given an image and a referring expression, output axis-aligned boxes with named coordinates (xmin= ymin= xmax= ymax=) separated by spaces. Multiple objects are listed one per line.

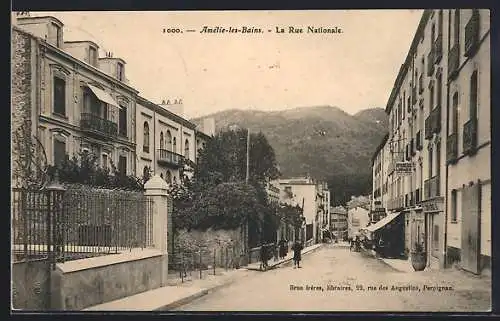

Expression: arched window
xmin=143 ymin=122 xmax=150 ymax=153
xmin=159 ymin=132 xmax=164 ymax=150
xmin=166 ymin=130 xmax=172 ymax=151
xmin=173 ymin=137 xmax=177 ymax=153
xmin=166 ymin=170 xmax=172 ymax=184
xmin=184 ymin=139 xmax=190 ymax=158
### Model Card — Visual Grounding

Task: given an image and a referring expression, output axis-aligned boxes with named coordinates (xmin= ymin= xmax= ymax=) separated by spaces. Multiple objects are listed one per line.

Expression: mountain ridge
xmin=191 ymin=106 xmax=388 ymax=181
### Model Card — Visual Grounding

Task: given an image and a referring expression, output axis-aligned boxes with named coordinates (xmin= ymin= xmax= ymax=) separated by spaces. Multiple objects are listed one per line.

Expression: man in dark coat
xmin=292 ymin=241 xmax=303 ymax=268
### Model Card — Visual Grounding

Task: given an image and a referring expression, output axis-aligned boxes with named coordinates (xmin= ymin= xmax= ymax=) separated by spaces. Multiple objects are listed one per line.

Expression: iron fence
xmin=11 ymin=185 xmax=154 ymax=264
xmin=169 ymin=245 xmax=242 ymax=283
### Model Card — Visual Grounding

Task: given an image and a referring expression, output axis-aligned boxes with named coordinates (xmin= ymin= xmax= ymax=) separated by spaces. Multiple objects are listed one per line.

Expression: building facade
xmin=330 ymin=206 xmax=348 ymax=240
xmin=135 ymin=97 xmax=198 ymax=185
xmin=445 ymin=9 xmax=490 ymax=275
xmin=373 ymin=9 xmax=490 ymax=274
xmin=13 ymin=15 xmax=139 ymax=179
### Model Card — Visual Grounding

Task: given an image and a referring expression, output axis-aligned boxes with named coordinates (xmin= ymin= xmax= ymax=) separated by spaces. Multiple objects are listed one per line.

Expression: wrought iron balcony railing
xmin=463 ymin=118 xmax=478 ymax=156
xmin=446 ymin=132 xmax=458 ymax=164
xmin=431 ymin=104 xmax=441 ymax=135
xmin=465 ymin=10 xmax=480 ymax=58
xmin=433 ymin=34 xmax=443 ymax=64
xmin=427 ymin=48 xmax=435 ymax=76
xmin=157 ymin=149 xmax=184 ymax=167
xmin=448 ymin=43 xmax=460 ymax=79
xmin=424 ymin=175 xmax=440 ymax=200
xmin=80 ymin=113 xmax=118 ymax=138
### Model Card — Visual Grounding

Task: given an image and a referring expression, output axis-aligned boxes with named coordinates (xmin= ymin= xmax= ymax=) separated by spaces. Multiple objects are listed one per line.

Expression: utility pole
xmin=246 ymin=128 xmax=250 ymax=184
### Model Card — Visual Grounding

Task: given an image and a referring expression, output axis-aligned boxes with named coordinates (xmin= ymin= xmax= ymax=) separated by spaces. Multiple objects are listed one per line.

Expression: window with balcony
xmin=448 ymin=10 xmax=461 ymax=79
xmin=428 ymin=146 xmax=433 ymax=179
xmin=118 ymin=105 xmax=127 ymax=137
xmin=436 ymin=72 xmax=442 ymax=109
xmin=463 ymin=71 xmax=478 ymax=155
xmin=53 ymin=77 xmax=66 ymax=116
xmin=143 ymin=122 xmax=150 ymax=153
xmin=450 ymin=189 xmax=457 ymax=222
xmin=465 ymin=9 xmax=480 ymax=57
xmin=54 ymin=138 xmax=66 ymax=167
xmin=447 ymin=92 xmax=459 ymax=163
xmin=118 ymin=155 xmax=127 ymax=176
xmin=117 ymin=62 xmax=124 ymax=81
xmin=184 ymin=139 xmax=190 ymax=158
xmin=167 ymin=130 xmax=172 ymax=151
xmin=160 ymin=132 xmax=164 ymax=150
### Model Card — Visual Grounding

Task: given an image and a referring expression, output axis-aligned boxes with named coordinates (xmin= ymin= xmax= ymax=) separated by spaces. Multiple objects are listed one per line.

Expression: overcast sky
xmin=31 ymin=10 xmax=423 ymax=119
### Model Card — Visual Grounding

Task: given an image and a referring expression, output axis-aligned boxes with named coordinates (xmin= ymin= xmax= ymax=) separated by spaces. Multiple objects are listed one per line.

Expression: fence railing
xmin=169 ymin=245 xmax=243 ymax=283
xmin=12 ymin=184 xmax=154 ymax=264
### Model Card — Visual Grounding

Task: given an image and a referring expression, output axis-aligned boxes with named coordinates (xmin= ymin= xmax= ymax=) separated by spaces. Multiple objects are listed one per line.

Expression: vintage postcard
xmin=11 ymin=9 xmax=491 ymax=312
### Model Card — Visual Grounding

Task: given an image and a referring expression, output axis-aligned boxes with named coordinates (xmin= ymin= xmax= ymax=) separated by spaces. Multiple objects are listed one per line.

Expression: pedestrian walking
xmin=279 ymin=238 xmax=286 ymax=259
xmin=259 ymin=243 xmax=268 ymax=271
xmin=292 ymin=241 xmax=303 ymax=268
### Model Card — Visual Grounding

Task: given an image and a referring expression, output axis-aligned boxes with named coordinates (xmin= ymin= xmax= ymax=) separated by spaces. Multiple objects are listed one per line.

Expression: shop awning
xmin=87 ymin=84 xmax=121 ymax=108
xmin=365 ymin=212 xmax=402 ymax=233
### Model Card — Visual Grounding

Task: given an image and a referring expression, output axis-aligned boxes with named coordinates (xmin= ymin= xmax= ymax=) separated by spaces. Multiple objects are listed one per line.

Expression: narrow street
xmin=174 ymin=245 xmax=491 ymax=312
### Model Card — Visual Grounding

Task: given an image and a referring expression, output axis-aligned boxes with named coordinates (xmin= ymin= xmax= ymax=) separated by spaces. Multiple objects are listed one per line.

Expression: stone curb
xmin=155 ymin=288 xmax=210 ymax=311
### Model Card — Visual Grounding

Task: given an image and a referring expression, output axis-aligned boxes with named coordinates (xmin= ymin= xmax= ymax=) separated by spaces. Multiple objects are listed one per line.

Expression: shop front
xmin=420 ymin=197 xmax=445 ymax=270
xmin=364 ymin=211 xmax=405 ymax=259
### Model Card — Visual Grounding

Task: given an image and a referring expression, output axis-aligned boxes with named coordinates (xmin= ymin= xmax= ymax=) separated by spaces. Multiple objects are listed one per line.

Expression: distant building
xmin=330 ymin=206 xmax=348 ymax=240
xmin=347 ymin=196 xmax=370 ymax=239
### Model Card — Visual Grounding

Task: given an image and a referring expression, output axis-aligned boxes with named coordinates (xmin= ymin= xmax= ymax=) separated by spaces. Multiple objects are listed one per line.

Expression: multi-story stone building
xmin=372 ymin=9 xmax=490 ymax=274
xmin=330 ymin=205 xmax=348 ymax=240
xmin=445 ymin=9 xmax=490 ymax=275
xmin=12 ymin=14 xmax=138 ymax=178
xmin=135 ymin=97 xmax=198 ymax=184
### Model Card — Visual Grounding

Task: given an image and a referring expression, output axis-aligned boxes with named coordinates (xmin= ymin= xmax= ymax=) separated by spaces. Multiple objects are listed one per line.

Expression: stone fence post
xmin=144 ymin=175 xmax=170 ymax=286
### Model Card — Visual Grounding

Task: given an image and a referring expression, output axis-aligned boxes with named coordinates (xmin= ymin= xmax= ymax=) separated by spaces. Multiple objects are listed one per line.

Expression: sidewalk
xmin=245 ymin=243 xmax=323 ymax=271
xmin=379 ymin=257 xmax=415 ymax=273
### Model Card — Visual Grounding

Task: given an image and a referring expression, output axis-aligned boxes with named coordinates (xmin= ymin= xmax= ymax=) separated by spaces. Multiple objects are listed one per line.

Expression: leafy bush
xmin=47 ymin=151 xmax=145 ymax=191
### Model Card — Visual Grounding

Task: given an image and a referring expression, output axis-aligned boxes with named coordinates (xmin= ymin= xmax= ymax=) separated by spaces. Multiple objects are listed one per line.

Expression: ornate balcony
xmin=431 ymin=104 xmax=441 ymax=135
xmin=433 ymin=34 xmax=443 ymax=64
xmin=446 ymin=132 xmax=458 ymax=164
xmin=448 ymin=43 xmax=460 ymax=79
xmin=465 ymin=10 xmax=480 ymax=57
xmin=425 ymin=115 xmax=433 ymax=139
xmin=157 ymin=149 xmax=184 ymax=168
xmin=463 ymin=118 xmax=478 ymax=156
xmin=424 ymin=175 xmax=440 ymax=200
xmin=416 ymin=131 xmax=423 ymax=150
xmin=80 ymin=113 xmax=118 ymax=139
xmin=427 ymin=48 xmax=435 ymax=76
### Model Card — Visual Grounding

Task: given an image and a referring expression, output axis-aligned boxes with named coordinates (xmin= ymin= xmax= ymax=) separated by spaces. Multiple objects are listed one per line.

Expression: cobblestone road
xmin=174 ymin=244 xmax=491 ymax=312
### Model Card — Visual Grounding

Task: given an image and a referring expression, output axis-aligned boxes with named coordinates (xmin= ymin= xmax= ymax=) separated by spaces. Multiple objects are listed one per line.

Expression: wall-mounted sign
xmin=395 ymin=162 xmax=415 ymax=176
xmin=421 ymin=197 xmax=444 ymax=212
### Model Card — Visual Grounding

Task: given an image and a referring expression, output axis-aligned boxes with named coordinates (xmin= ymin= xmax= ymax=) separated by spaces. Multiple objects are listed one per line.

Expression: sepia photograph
xmin=10 ymin=9 xmax=491 ymax=312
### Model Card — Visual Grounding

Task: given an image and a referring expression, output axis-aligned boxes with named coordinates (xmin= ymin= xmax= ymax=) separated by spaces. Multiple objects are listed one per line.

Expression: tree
xmin=187 ymin=182 xmax=268 ymax=231
xmin=193 ymin=128 xmax=279 ymax=191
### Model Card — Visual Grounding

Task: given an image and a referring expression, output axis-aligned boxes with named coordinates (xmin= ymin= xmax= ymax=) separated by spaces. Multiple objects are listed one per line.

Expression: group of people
xmin=259 ymin=239 xmax=304 ymax=270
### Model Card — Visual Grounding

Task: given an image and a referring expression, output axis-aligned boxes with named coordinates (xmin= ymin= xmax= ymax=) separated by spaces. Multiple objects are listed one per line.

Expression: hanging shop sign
xmin=395 ymin=162 xmax=415 ymax=176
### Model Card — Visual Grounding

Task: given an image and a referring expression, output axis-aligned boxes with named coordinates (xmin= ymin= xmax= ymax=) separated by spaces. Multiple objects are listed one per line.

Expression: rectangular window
xmin=118 ymin=155 xmax=127 ymax=176
xmin=89 ymin=47 xmax=97 ymax=66
xmin=429 ymin=148 xmax=433 ymax=178
xmin=102 ymin=154 xmax=108 ymax=169
xmin=119 ymin=106 xmax=127 ymax=137
xmin=451 ymin=189 xmax=457 ymax=222
xmin=437 ymin=73 xmax=442 ymax=108
xmin=53 ymin=77 xmax=66 ymax=116
xmin=54 ymin=139 xmax=66 ymax=167
xmin=117 ymin=62 xmax=124 ymax=81
xmin=470 ymin=70 xmax=478 ymax=119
